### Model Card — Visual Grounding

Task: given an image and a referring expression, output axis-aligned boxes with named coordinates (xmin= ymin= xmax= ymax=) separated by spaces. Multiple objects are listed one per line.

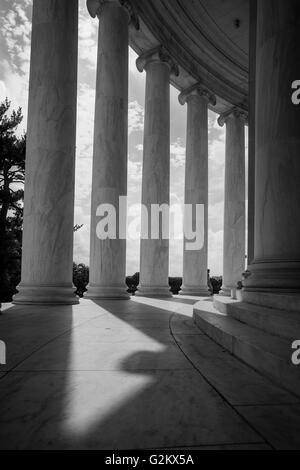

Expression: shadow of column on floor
xmin=55 ymin=297 xmax=260 ymax=450
xmin=0 ymin=298 xmax=266 ymax=449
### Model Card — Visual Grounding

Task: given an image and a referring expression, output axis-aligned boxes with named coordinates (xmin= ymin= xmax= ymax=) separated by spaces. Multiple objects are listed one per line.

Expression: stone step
xmin=242 ymin=291 xmax=300 ymax=313
xmin=213 ymin=295 xmax=300 ymax=340
xmin=193 ymin=299 xmax=300 ymax=398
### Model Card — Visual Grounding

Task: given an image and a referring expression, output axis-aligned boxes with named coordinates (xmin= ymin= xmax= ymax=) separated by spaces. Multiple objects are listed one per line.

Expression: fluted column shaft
xmin=243 ymin=0 xmax=300 ymax=299
xmin=136 ymin=48 xmax=178 ymax=297
xmin=86 ymin=1 xmax=130 ymax=299
xmin=219 ymin=110 xmax=246 ymax=296
xmin=13 ymin=0 xmax=78 ymax=305
xmin=179 ymin=86 xmax=215 ymax=296
xmin=247 ymin=0 xmax=257 ymax=266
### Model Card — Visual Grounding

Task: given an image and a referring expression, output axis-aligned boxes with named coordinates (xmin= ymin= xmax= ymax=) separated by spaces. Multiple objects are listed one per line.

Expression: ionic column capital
xmin=87 ymin=0 xmax=139 ymax=29
xmin=136 ymin=46 xmax=179 ymax=77
xmin=178 ymin=83 xmax=216 ymax=106
xmin=218 ymin=107 xmax=248 ymax=127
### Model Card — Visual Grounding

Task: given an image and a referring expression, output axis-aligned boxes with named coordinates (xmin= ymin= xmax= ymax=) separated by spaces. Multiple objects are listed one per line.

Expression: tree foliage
xmin=168 ymin=277 xmax=182 ymax=295
xmin=73 ymin=262 xmax=89 ymax=297
xmin=0 ymin=99 xmax=26 ymax=301
xmin=210 ymin=276 xmax=222 ymax=294
xmin=126 ymin=272 xmax=139 ymax=294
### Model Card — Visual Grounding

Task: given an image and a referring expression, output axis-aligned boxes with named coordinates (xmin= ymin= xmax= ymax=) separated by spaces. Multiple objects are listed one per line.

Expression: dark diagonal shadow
xmin=0 ymin=297 xmax=264 ymax=449
xmin=54 ymin=297 xmax=261 ymax=450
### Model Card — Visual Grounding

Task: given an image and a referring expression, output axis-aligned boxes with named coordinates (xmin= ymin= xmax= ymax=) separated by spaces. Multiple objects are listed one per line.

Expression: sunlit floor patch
xmin=62 ymin=302 xmax=169 ymax=438
xmin=63 ymin=370 xmax=154 ymax=438
xmin=131 ymin=295 xmax=200 ymax=317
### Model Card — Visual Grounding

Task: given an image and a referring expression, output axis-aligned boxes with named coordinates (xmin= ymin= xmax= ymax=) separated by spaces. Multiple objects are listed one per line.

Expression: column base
xmin=242 ymin=291 xmax=300 ymax=313
xmin=84 ymin=285 xmax=130 ymax=300
xmin=243 ymin=261 xmax=300 ymax=292
xmin=218 ymin=285 xmax=232 ymax=297
xmin=242 ymin=261 xmax=300 ymax=311
xmin=12 ymin=284 xmax=79 ymax=305
xmin=135 ymin=285 xmax=172 ymax=298
xmin=179 ymin=285 xmax=211 ymax=296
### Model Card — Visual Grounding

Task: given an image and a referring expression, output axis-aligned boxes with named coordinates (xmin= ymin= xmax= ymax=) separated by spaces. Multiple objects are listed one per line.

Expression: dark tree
xmin=73 ymin=262 xmax=89 ymax=297
xmin=0 ymin=99 xmax=26 ymax=301
xmin=126 ymin=272 xmax=140 ymax=295
xmin=168 ymin=277 xmax=182 ymax=295
xmin=210 ymin=276 xmax=222 ymax=294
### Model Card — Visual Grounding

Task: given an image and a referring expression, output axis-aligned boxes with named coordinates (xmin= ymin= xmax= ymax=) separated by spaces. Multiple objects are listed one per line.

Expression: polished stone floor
xmin=0 ymin=296 xmax=300 ymax=450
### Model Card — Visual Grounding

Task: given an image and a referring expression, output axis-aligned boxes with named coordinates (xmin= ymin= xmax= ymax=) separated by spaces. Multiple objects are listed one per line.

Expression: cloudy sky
xmin=0 ymin=0 xmax=248 ymax=276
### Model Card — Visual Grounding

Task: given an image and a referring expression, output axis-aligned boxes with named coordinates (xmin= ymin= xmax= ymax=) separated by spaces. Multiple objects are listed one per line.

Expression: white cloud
xmin=78 ymin=0 xmax=98 ymax=73
xmin=129 ymin=46 xmax=140 ymax=75
xmin=135 ymin=144 xmax=143 ymax=151
xmin=170 ymin=138 xmax=186 ymax=168
xmin=76 ymin=83 xmax=95 ymax=159
xmin=0 ymin=1 xmax=31 ymax=129
xmin=169 ymin=239 xmax=183 ymax=276
xmin=128 ymin=160 xmax=142 ymax=184
xmin=0 ymin=80 xmax=6 ymax=101
xmin=73 ymin=209 xmax=91 ymax=266
xmin=0 ymin=2 xmax=31 ymax=76
xmin=208 ymin=229 xmax=223 ymax=276
xmin=128 ymin=100 xmax=144 ymax=134
xmin=73 ymin=81 xmax=95 ymax=265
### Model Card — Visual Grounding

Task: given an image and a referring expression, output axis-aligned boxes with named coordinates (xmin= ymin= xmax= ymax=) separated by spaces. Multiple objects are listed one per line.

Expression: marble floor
xmin=0 ymin=296 xmax=300 ymax=450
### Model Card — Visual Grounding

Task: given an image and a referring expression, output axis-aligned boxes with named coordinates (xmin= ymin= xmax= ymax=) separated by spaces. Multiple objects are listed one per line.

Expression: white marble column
xmin=13 ymin=0 xmax=78 ymax=305
xmin=243 ymin=0 xmax=300 ymax=301
xmin=218 ymin=109 xmax=247 ymax=297
xmin=178 ymin=85 xmax=216 ymax=296
xmin=136 ymin=47 xmax=179 ymax=297
xmin=247 ymin=0 xmax=257 ymax=267
xmin=85 ymin=0 xmax=137 ymax=299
